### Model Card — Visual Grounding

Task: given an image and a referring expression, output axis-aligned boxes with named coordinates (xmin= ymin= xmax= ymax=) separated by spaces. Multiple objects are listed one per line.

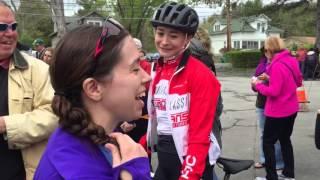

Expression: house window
xmin=233 ymin=41 xmax=240 ymax=49
xmin=242 ymin=41 xmax=259 ymax=49
xmin=87 ymin=20 xmax=102 ymax=26
xmin=262 ymin=23 xmax=265 ymax=33
xmin=214 ymin=25 xmax=220 ymax=31
xmin=257 ymin=23 xmax=260 ymax=31
xmin=242 ymin=41 xmax=247 ymax=49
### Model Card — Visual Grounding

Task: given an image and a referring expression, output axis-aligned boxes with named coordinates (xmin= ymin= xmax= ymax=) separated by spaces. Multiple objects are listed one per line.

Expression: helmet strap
xmin=163 ymin=34 xmax=190 ymax=61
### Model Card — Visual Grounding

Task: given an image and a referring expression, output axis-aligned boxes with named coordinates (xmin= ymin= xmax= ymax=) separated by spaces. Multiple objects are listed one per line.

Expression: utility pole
xmin=226 ymin=0 xmax=231 ymax=51
xmin=316 ymin=0 xmax=320 ymax=49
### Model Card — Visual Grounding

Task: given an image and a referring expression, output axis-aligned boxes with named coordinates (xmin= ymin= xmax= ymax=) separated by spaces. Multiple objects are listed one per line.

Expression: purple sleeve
xmin=113 ymin=157 xmax=151 ymax=180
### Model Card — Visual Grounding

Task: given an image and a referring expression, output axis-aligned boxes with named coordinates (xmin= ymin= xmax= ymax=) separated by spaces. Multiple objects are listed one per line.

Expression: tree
xmin=109 ymin=0 xmax=164 ymax=51
xmin=14 ymin=0 xmax=54 ymax=46
xmin=74 ymin=0 xmax=164 ymax=51
xmin=316 ymin=0 xmax=320 ymax=49
xmin=112 ymin=0 xmax=163 ymax=37
xmin=233 ymin=0 xmax=263 ymax=17
xmin=270 ymin=0 xmax=317 ymax=45
xmin=77 ymin=0 xmax=108 ymax=16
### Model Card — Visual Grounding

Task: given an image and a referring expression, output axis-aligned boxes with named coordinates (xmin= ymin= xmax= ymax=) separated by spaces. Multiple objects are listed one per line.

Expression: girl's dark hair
xmin=260 ymin=46 xmax=266 ymax=58
xmin=50 ymin=25 xmax=129 ymax=145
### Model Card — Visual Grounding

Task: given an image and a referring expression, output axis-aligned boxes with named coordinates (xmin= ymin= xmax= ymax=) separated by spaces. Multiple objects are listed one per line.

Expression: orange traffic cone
xmin=296 ymin=86 xmax=310 ymax=112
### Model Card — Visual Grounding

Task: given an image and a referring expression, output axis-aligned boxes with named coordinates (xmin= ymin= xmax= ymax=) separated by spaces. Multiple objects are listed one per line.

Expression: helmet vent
xmin=181 ymin=12 xmax=191 ymax=25
xmin=170 ymin=13 xmax=179 ymax=23
xmin=164 ymin=6 xmax=173 ymax=19
xmin=155 ymin=10 xmax=161 ymax=21
xmin=176 ymin=4 xmax=185 ymax=11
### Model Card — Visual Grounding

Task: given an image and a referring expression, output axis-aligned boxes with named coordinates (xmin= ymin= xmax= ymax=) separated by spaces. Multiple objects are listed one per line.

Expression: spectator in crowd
xmin=42 ymin=47 xmax=54 ymax=65
xmin=32 ymin=38 xmax=46 ymax=59
xmin=0 ymin=1 xmax=58 ymax=179
xmin=253 ymin=36 xmax=302 ymax=180
xmin=252 ymin=47 xmax=284 ymax=171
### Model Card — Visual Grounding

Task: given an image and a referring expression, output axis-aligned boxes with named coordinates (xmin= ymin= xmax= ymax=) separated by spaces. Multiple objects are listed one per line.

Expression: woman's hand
xmin=120 ymin=122 xmax=136 ymax=133
xmin=258 ymin=73 xmax=269 ymax=81
xmin=251 ymin=77 xmax=263 ymax=87
xmin=105 ymin=132 xmax=147 ymax=166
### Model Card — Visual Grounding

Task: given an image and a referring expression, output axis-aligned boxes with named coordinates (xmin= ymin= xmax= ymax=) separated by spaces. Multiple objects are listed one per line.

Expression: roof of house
xmin=49 ymin=11 xmax=104 ymax=37
xmin=209 ymin=14 xmax=283 ymax=35
xmin=210 ymin=18 xmax=256 ymax=35
xmin=267 ymin=26 xmax=284 ymax=33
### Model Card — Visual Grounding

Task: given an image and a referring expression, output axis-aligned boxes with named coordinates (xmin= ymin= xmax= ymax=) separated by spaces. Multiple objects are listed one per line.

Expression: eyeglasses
xmin=0 ymin=22 xmax=18 ymax=32
xmin=94 ymin=17 xmax=124 ymax=59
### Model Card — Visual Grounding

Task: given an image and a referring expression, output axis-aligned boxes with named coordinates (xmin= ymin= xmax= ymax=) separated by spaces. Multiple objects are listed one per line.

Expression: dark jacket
xmin=316 ymin=112 xmax=320 ymax=149
xmin=254 ymin=57 xmax=268 ymax=109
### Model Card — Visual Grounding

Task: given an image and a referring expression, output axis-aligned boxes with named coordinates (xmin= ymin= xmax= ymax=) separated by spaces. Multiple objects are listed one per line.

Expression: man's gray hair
xmin=0 ymin=1 xmax=12 ymax=9
xmin=0 ymin=1 xmax=14 ymax=14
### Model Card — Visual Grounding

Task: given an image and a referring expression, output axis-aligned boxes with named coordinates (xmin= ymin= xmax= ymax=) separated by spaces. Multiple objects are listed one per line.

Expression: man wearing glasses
xmin=0 ymin=1 xmax=57 ymax=180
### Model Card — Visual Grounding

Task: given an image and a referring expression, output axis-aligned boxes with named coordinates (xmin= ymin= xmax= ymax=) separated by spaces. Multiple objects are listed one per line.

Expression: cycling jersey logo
xmin=168 ymin=94 xmax=190 ymax=128
xmin=180 ymin=155 xmax=197 ymax=179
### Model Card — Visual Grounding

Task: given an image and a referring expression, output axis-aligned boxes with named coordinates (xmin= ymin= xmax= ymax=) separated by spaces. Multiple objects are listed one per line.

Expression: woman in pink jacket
xmin=252 ymin=36 xmax=302 ymax=180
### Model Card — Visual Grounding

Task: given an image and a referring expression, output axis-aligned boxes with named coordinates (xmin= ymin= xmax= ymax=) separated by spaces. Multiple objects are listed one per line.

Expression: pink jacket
xmin=255 ymin=50 xmax=302 ymax=117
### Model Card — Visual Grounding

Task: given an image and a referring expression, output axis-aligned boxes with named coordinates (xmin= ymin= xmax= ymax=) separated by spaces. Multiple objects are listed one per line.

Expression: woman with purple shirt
xmin=253 ymin=37 xmax=302 ymax=180
xmin=253 ymin=47 xmax=284 ymax=170
xmin=34 ymin=19 xmax=152 ymax=180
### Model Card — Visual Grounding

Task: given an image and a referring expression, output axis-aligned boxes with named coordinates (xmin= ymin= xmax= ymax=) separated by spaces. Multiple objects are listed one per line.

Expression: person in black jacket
xmin=315 ymin=110 xmax=320 ymax=149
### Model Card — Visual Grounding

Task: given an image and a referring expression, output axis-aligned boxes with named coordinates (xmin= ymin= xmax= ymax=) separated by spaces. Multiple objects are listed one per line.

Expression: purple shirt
xmin=255 ymin=50 xmax=302 ymax=118
xmin=34 ymin=127 xmax=151 ymax=180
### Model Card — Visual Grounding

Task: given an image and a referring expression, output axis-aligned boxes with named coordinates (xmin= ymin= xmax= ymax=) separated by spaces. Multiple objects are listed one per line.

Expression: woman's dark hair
xmin=50 ymin=25 xmax=129 ymax=145
xmin=260 ymin=46 xmax=266 ymax=58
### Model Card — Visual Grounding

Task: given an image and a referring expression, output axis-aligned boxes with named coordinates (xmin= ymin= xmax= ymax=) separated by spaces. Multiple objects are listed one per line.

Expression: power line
xmin=6 ymin=0 xmax=221 ymax=9
xmin=14 ymin=12 xmax=213 ymax=19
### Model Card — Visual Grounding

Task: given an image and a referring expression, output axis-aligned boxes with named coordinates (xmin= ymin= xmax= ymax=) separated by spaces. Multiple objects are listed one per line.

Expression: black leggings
xmin=154 ymin=135 xmax=212 ymax=180
xmin=263 ymin=113 xmax=297 ymax=180
xmin=154 ymin=150 xmax=182 ymax=180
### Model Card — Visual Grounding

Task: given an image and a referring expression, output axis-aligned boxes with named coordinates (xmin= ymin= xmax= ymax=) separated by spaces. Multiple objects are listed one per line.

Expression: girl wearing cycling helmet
xmin=147 ymin=2 xmax=221 ymax=180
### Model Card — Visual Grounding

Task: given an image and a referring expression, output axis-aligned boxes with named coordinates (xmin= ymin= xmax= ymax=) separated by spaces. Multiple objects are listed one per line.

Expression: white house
xmin=209 ymin=14 xmax=284 ymax=54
